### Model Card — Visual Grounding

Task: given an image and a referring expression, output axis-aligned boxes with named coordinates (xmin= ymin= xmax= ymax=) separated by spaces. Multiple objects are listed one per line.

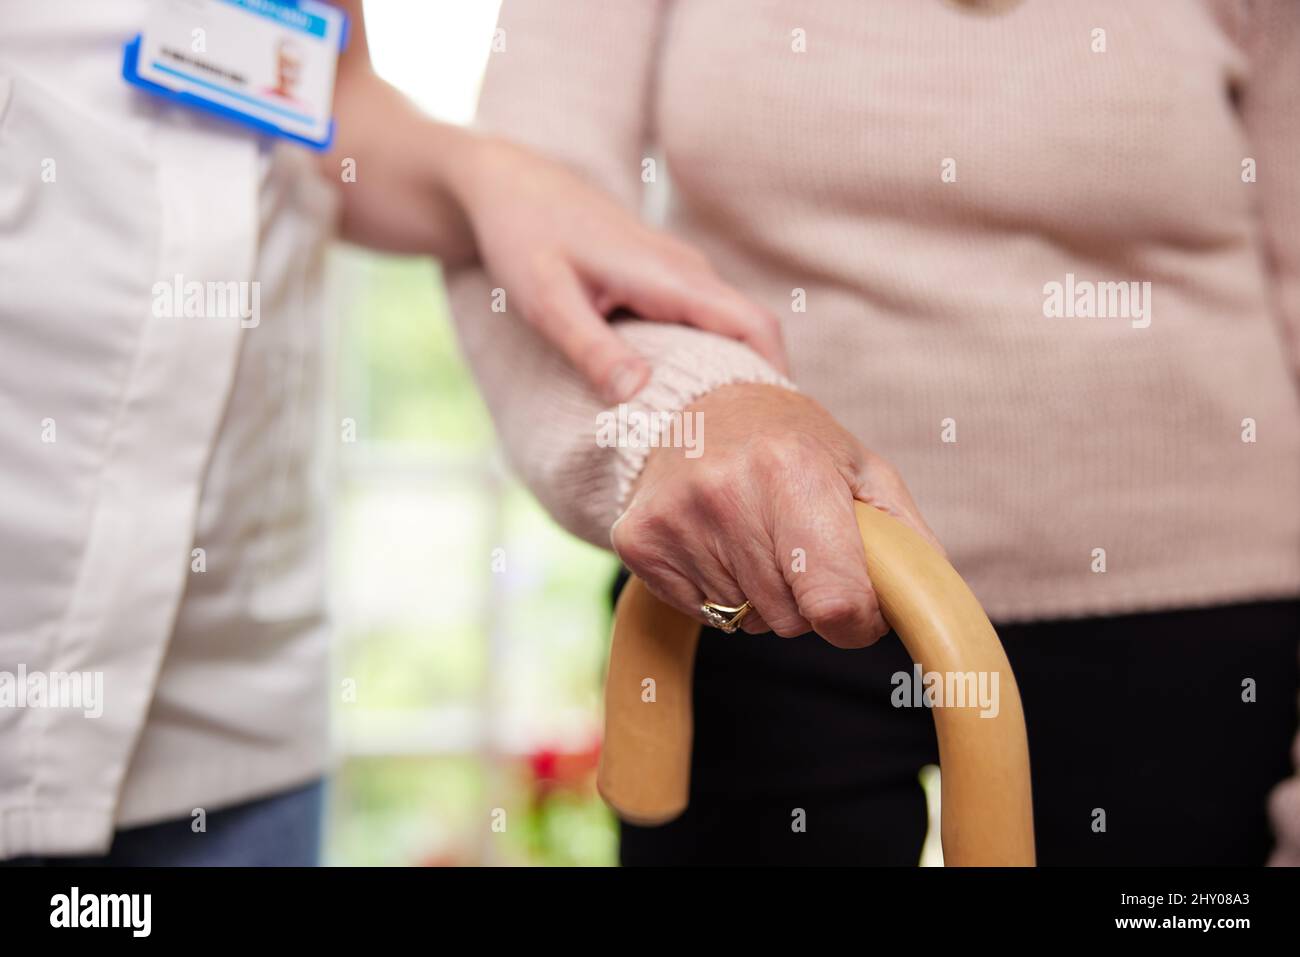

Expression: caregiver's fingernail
xmin=606 ymin=361 xmax=649 ymax=404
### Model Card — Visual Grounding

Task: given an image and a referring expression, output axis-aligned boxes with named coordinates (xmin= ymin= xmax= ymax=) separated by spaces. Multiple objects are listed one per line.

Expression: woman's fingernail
xmin=606 ymin=361 xmax=648 ymax=403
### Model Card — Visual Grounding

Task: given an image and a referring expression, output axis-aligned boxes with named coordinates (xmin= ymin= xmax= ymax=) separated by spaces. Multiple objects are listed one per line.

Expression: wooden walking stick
xmin=597 ymin=501 xmax=1036 ymax=866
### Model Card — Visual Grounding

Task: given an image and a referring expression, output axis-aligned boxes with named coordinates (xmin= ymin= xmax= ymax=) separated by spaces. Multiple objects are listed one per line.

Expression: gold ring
xmin=700 ymin=600 xmax=752 ymax=634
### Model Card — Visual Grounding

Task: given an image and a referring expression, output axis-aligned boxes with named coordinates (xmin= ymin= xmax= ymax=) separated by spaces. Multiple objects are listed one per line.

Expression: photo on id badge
xmin=122 ymin=0 xmax=347 ymax=150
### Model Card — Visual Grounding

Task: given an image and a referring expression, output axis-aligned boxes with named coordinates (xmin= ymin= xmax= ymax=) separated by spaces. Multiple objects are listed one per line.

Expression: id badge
xmin=123 ymin=0 xmax=349 ymax=150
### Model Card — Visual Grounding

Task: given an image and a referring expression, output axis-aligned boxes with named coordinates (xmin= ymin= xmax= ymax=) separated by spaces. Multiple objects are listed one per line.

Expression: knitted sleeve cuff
xmin=606 ymin=322 xmax=797 ymax=521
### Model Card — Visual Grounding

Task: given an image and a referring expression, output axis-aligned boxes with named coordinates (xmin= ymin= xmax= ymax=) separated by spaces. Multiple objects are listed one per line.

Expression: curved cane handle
xmin=597 ymin=500 xmax=1036 ymax=866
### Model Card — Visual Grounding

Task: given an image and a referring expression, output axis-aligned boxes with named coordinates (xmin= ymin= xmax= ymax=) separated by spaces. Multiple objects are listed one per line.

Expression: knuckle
xmin=609 ymin=529 xmax=649 ymax=571
xmin=610 ymin=513 xmax=668 ymax=571
xmin=863 ymin=451 xmax=903 ymax=485
xmin=746 ymin=433 xmax=807 ymax=476
xmin=687 ymin=463 xmax=740 ymax=514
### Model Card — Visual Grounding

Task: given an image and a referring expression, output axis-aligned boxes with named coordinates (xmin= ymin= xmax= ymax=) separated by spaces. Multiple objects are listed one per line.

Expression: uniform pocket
xmin=0 ymin=66 xmax=161 ymax=634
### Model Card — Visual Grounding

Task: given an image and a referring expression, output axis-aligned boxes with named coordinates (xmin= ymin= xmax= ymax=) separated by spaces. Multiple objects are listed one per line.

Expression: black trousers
xmin=613 ymin=582 xmax=1299 ymax=866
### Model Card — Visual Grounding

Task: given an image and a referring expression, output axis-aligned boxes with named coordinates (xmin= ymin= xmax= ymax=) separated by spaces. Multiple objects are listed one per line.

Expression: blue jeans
xmin=4 ymin=778 xmax=325 ymax=867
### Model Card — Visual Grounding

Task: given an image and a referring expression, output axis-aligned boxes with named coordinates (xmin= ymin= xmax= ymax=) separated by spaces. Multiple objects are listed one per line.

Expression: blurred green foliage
xmin=334 ymin=249 xmax=493 ymax=451
xmin=326 ymin=250 xmax=618 ymax=866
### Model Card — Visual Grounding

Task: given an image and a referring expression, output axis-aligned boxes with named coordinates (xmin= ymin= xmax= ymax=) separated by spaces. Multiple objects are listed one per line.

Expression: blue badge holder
xmin=121 ymin=2 xmax=349 ymax=151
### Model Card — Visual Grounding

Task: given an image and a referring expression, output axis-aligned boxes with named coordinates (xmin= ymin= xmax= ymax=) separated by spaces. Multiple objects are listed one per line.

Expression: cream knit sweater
xmin=450 ymin=0 xmax=1300 ymax=626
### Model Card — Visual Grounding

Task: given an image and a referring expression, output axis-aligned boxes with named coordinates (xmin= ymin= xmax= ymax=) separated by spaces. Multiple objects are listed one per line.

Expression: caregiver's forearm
xmin=316 ymin=0 xmax=478 ymax=264
xmin=322 ymin=65 xmax=479 ymax=265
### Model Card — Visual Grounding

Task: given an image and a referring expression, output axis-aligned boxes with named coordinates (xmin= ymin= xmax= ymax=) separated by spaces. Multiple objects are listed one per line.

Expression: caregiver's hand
xmin=611 ymin=384 xmax=943 ymax=648
xmin=325 ymin=6 xmax=782 ymax=406
xmin=454 ymin=137 xmax=787 ymax=405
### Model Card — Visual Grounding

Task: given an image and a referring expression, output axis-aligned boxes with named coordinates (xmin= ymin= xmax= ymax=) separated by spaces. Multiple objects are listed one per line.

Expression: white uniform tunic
xmin=0 ymin=1 xmax=337 ymax=857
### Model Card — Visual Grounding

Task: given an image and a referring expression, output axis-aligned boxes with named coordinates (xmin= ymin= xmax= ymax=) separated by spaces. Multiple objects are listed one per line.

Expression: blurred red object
xmin=527 ymin=738 xmax=601 ymax=801
xmin=416 ymin=849 xmax=470 ymax=867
